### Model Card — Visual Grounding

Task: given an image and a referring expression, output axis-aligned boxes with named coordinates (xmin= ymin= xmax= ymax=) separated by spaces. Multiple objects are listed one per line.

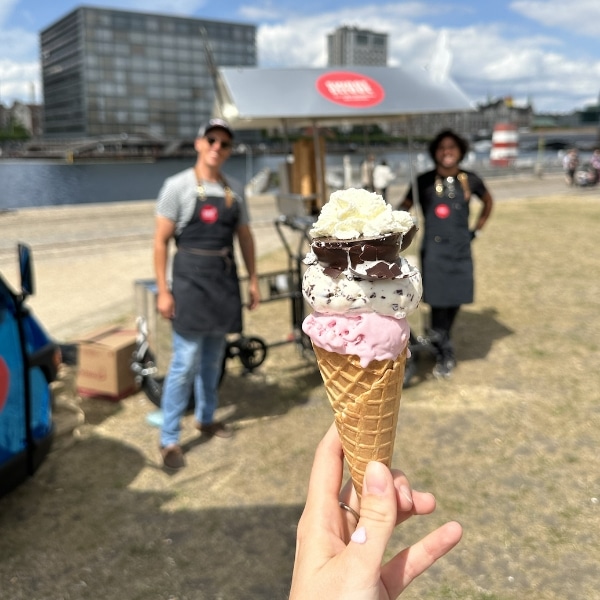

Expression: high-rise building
xmin=327 ymin=26 xmax=387 ymax=67
xmin=40 ymin=7 xmax=256 ymax=138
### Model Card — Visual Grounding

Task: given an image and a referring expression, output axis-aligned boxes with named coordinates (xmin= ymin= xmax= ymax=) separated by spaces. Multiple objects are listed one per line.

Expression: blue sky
xmin=1 ymin=0 xmax=599 ymax=113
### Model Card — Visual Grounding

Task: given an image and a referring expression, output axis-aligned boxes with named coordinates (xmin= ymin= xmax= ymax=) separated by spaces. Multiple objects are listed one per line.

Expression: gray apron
xmin=171 ymin=191 xmax=242 ymax=335
xmin=420 ymin=174 xmax=473 ymax=307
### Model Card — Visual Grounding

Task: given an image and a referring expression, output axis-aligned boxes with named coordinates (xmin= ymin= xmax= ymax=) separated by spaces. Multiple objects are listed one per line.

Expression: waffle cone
xmin=313 ymin=344 xmax=407 ymax=499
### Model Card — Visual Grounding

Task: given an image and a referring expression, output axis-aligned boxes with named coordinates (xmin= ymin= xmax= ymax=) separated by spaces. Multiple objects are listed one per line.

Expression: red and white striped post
xmin=490 ymin=122 xmax=518 ymax=167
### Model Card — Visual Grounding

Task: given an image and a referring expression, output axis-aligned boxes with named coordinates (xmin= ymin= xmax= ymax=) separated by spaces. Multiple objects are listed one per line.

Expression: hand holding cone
xmin=301 ymin=188 xmax=421 ymax=500
xmin=313 ymin=345 xmax=407 ymax=498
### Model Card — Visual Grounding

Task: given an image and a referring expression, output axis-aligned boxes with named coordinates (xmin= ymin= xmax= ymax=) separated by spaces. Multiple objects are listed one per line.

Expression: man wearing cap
xmin=154 ymin=119 xmax=260 ymax=470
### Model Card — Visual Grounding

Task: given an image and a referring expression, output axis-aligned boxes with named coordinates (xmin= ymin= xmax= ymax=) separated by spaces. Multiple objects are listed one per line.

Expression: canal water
xmin=0 ymin=145 xmax=579 ymax=211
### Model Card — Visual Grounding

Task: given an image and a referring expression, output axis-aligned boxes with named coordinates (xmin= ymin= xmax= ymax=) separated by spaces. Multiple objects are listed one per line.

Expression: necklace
xmin=196 ymin=176 xmax=233 ymax=208
xmin=435 ymin=172 xmax=470 ymax=201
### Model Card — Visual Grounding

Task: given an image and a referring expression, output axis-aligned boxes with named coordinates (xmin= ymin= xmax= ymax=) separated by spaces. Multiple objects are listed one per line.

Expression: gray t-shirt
xmin=155 ymin=168 xmax=249 ymax=236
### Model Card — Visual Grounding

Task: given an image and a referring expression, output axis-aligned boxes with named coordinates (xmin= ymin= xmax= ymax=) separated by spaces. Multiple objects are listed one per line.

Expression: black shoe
xmin=432 ymin=358 xmax=456 ymax=379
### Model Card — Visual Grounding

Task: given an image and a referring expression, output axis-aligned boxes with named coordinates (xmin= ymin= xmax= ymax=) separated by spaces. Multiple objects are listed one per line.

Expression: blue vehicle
xmin=0 ymin=244 xmax=60 ymax=497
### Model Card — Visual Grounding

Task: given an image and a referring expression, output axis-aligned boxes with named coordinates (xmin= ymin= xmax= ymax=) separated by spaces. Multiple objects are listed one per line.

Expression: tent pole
xmin=406 ymin=116 xmax=427 ymax=338
xmin=407 ymin=116 xmax=420 ymax=213
xmin=281 ymin=119 xmax=290 ymax=152
xmin=312 ymin=120 xmax=324 ymax=209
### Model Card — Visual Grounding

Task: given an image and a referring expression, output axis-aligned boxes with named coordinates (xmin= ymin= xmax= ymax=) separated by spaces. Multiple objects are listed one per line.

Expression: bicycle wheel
xmin=237 ymin=336 xmax=268 ymax=371
xmin=137 ymin=349 xmax=194 ymax=410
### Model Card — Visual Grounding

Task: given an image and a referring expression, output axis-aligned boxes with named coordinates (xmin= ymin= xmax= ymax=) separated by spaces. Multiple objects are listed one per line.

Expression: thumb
xmin=346 ymin=461 xmax=397 ymax=571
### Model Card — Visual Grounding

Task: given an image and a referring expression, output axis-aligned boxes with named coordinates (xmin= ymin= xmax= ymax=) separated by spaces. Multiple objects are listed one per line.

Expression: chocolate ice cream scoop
xmin=312 ymin=227 xmax=417 ymax=278
xmin=313 ymin=232 xmax=400 ymax=267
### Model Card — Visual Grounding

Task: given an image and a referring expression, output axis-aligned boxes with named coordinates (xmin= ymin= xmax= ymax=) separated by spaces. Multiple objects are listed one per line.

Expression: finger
xmin=391 ymin=470 xmax=414 ymax=514
xmin=395 ymin=489 xmax=437 ymax=527
xmin=409 ymin=491 xmax=436 ymax=516
xmin=343 ymin=461 xmax=397 ymax=576
xmin=339 ymin=469 xmax=436 ymax=530
xmin=340 ymin=468 xmax=415 ymax=518
xmin=303 ymin=423 xmax=344 ymax=520
xmin=389 ymin=471 xmax=435 ymax=524
xmin=381 ymin=521 xmax=463 ymax=597
xmin=338 ymin=477 xmax=355 ymax=505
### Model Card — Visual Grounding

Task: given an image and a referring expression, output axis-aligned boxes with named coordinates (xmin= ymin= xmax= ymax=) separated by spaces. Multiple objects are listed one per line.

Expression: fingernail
xmin=351 ymin=526 xmax=367 ymax=544
xmin=363 ymin=461 xmax=388 ymax=496
xmin=400 ymin=485 xmax=413 ymax=506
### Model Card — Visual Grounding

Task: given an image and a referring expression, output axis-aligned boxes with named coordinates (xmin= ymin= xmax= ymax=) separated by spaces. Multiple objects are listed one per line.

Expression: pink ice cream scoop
xmin=302 ymin=311 xmax=410 ymax=368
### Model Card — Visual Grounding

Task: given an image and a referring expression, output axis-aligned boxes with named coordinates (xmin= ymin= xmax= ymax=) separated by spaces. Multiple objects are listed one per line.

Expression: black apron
xmin=171 ymin=191 xmax=242 ymax=335
xmin=420 ymin=174 xmax=473 ymax=307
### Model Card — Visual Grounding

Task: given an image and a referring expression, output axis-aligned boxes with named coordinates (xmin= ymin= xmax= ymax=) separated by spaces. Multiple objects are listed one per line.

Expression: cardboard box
xmin=76 ymin=326 xmax=138 ymax=400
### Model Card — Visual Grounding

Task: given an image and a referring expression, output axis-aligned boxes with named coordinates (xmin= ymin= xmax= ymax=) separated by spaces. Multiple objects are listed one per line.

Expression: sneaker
xmin=195 ymin=421 xmax=233 ymax=438
xmin=160 ymin=444 xmax=185 ymax=470
xmin=432 ymin=358 xmax=456 ymax=379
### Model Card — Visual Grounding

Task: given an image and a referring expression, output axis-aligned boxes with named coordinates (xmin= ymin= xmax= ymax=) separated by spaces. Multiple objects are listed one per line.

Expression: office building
xmin=327 ymin=26 xmax=387 ymax=67
xmin=40 ymin=7 xmax=256 ymax=138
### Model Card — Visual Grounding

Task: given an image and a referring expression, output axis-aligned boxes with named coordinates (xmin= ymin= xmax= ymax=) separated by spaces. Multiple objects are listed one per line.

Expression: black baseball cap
xmin=197 ymin=118 xmax=234 ymax=139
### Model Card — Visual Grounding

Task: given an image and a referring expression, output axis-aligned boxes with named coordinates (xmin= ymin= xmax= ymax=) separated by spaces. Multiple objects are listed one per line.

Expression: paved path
xmin=0 ymin=194 xmax=296 ymax=340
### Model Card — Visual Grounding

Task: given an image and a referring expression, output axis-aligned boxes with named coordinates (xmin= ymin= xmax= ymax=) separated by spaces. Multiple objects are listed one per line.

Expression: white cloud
xmin=444 ymin=22 xmax=600 ymax=111
xmin=239 ymin=1 xmax=284 ymax=21
xmin=258 ymin=6 xmax=600 ymax=113
xmin=1 ymin=1 xmax=598 ymax=113
xmin=0 ymin=28 xmax=38 ymax=60
xmin=257 ymin=4 xmax=441 ymax=68
xmin=511 ymin=0 xmax=600 ymax=37
xmin=0 ymin=58 xmax=39 ymax=103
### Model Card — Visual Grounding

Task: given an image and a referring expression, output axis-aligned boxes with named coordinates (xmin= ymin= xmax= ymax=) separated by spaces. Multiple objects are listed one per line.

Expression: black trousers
xmin=429 ymin=306 xmax=460 ymax=361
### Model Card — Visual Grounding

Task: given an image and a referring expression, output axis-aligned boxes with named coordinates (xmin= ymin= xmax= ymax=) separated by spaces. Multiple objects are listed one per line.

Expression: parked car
xmin=0 ymin=243 xmax=61 ymax=497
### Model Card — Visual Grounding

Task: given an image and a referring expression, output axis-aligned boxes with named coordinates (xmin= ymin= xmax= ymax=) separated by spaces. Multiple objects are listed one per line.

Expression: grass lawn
xmin=1 ymin=193 xmax=599 ymax=599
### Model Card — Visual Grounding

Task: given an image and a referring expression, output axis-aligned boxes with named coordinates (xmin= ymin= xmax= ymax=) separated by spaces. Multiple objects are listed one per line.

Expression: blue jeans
xmin=160 ymin=330 xmax=227 ymax=448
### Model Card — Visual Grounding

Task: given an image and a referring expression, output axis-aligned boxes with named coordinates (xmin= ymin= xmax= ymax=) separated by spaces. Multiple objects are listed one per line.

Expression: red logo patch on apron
xmin=435 ymin=203 xmax=451 ymax=219
xmin=200 ymin=204 xmax=218 ymax=224
xmin=0 ymin=357 xmax=9 ymax=413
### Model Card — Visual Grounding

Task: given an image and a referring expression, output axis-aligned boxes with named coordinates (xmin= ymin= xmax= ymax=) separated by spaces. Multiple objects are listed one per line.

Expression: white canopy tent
xmin=214 ymin=65 xmax=472 ymax=129
xmin=212 ymin=65 xmax=474 ymax=206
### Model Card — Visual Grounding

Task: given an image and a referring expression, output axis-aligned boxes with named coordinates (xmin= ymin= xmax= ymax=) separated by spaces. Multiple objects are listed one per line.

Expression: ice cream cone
xmin=313 ymin=343 xmax=407 ymax=499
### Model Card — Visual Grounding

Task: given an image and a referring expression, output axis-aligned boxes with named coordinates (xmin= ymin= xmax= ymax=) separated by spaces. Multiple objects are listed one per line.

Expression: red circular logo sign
xmin=200 ymin=204 xmax=218 ymax=224
xmin=435 ymin=204 xmax=451 ymax=219
xmin=316 ymin=71 xmax=385 ymax=108
xmin=0 ymin=358 xmax=9 ymax=413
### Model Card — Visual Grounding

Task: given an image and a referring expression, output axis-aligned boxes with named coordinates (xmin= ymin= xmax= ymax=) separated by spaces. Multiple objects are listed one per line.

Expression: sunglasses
xmin=206 ymin=135 xmax=232 ymax=150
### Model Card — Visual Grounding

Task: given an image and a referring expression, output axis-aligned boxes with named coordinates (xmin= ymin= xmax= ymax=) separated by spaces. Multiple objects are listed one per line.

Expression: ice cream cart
xmin=131 ymin=65 xmax=475 ymax=401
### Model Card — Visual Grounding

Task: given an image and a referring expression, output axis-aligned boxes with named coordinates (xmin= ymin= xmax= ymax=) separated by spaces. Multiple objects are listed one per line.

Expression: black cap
xmin=197 ymin=118 xmax=234 ymax=139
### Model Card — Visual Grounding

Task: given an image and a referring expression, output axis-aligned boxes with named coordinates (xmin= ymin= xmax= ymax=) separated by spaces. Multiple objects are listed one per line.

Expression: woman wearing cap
xmin=153 ymin=119 xmax=260 ymax=469
xmin=398 ymin=129 xmax=493 ymax=379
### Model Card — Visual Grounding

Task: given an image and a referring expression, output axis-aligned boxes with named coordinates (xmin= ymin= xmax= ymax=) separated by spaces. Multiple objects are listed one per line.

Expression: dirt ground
xmin=1 ymin=176 xmax=599 ymax=599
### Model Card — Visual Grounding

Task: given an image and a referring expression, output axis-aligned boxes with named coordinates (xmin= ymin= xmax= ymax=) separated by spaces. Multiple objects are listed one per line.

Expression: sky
xmin=1 ymin=0 xmax=599 ymax=114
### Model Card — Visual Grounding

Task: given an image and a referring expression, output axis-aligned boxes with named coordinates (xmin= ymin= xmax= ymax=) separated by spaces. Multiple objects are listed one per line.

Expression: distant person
xmin=590 ymin=148 xmax=600 ymax=184
xmin=360 ymin=153 xmax=376 ymax=192
xmin=153 ymin=118 xmax=260 ymax=470
xmin=563 ymin=148 xmax=579 ymax=186
xmin=398 ymin=129 xmax=493 ymax=379
xmin=290 ymin=423 xmax=463 ymax=599
xmin=373 ymin=159 xmax=396 ymax=201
